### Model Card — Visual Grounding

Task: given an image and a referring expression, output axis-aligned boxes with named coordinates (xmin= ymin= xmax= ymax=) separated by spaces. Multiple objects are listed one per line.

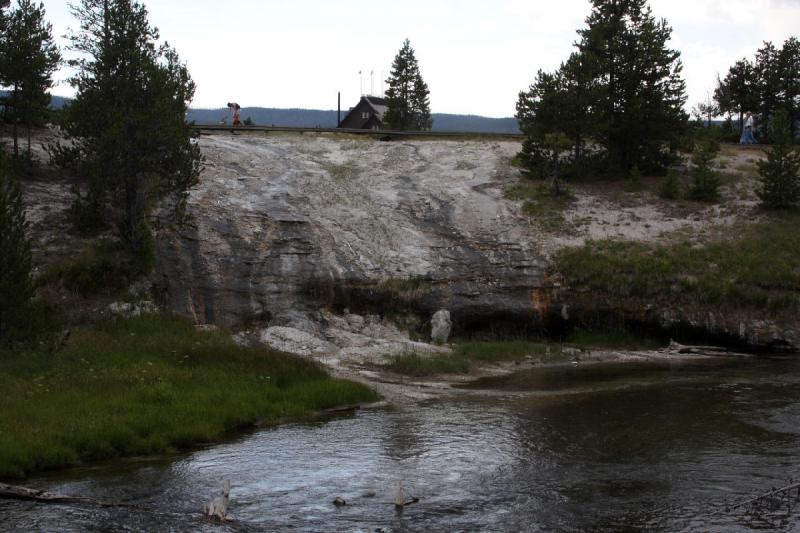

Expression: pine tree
xmin=2 ymin=0 xmax=60 ymax=162
xmin=718 ymin=38 xmax=800 ymax=142
xmin=0 ymin=1 xmax=9 ymax=76
xmin=754 ymin=41 xmax=781 ymax=141
xmin=758 ymin=111 xmax=800 ymax=209
xmin=518 ymin=0 xmax=687 ymax=178
xmin=384 ymin=39 xmax=432 ymax=131
xmin=53 ymin=0 xmax=201 ymax=265
xmin=0 ymin=153 xmax=34 ymax=342
xmin=778 ymin=37 xmax=800 ymax=140
xmin=577 ymin=0 xmax=687 ymax=172
xmin=714 ymin=59 xmax=758 ymax=136
xmin=688 ymin=130 xmax=721 ymax=202
xmin=516 ymin=52 xmax=597 ymax=180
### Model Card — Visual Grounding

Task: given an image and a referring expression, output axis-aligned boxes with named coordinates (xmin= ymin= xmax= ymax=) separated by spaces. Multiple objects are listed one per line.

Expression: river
xmin=3 ymin=356 xmax=800 ymax=532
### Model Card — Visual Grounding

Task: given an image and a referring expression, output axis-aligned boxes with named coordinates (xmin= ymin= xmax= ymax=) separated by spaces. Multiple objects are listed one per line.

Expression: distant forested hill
xmin=187 ymin=107 xmax=520 ymax=134
xmin=40 ymin=95 xmax=520 ymax=134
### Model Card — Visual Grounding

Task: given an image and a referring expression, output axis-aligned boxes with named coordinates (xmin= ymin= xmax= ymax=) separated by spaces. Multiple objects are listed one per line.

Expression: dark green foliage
xmin=517 ymin=58 xmax=595 ymax=182
xmin=0 ymin=314 xmax=378 ymax=478
xmin=758 ymin=111 xmax=800 ymax=209
xmin=1 ymin=0 xmax=60 ymax=163
xmin=0 ymin=153 xmax=34 ymax=343
xmin=688 ymin=130 xmax=721 ymax=202
xmin=504 ymin=180 xmax=575 ymax=232
xmin=658 ymin=169 xmax=683 ymax=200
xmin=517 ymin=0 xmax=687 ymax=178
xmin=243 ymin=116 xmax=254 ymax=126
xmin=579 ymin=0 xmax=688 ymax=172
xmin=41 ymin=241 xmax=147 ymax=296
xmin=388 ymin=351 xmax=470 ymax=376
xmin=625 ymin=165 xmax=643 ymax=192
xmin=519 ymin=131 xmax=573 ymax=195
xmin=779 ymin=37 xmax=800 ymax=140
xmin=716 ymin=37 xmax=800 ymax=141
xmin=52 ymin=0 xmax=201 ymax=261
xmin=383 ymin=39 xmax=432 ymax=131
xmin=714 ymin=59 xmax=757 ymax=137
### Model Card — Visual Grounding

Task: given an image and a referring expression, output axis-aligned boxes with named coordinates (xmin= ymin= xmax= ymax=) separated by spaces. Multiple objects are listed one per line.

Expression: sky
xmin=36 ymin=0 xmax=800 ymax=118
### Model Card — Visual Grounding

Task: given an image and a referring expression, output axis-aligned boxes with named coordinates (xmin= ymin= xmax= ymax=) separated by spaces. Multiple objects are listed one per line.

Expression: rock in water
xmin=431 ymin=310 xmax=452 ymax=345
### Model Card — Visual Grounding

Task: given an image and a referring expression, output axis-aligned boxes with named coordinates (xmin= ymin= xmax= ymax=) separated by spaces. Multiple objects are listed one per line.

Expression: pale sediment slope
xmin=155 ymin=133 xmax=546 ymax=332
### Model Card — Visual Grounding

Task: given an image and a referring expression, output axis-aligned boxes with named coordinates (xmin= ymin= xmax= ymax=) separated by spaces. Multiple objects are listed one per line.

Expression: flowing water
xmin=3 ymin=356 xmax=800 ymax=532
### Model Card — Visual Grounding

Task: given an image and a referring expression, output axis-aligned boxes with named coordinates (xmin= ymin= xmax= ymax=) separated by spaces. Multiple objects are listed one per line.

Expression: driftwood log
xmin=0 ymin=482 xmax=123 ymax=507
xmin=667 ymin=341 xmax=749 ymax=356
xmin=727 ymin=482 xmax=800 ymax=511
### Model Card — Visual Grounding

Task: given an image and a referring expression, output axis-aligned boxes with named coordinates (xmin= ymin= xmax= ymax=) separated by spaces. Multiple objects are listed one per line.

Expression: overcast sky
xmin=36 ymin=0 xmax=800 ymax=117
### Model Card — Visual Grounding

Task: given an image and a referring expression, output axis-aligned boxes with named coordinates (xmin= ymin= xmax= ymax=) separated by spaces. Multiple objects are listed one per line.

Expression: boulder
xmin=431 ymin=309 xmax=452 ymax=345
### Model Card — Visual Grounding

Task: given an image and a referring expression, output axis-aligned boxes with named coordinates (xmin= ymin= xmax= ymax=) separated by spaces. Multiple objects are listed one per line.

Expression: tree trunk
xmin=26 ymin=108 xmax=32 ymax=164
xmin=12 ymin=84 xmax=19 ymax=158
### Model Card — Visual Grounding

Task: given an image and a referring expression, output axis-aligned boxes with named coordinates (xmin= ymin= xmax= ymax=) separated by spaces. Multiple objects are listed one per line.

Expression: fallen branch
xmin=667 ymin=341 xmax=749 ymax=356
xmin=0 ymin=482 xmax=126 ymax=508
xmin=726 ymin=482 xmax=800 ymax=512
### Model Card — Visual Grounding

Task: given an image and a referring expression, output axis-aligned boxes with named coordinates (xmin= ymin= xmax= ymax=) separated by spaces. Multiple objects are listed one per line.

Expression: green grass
xmin=388 ymin=341 xmax=564 ymax=377
xmin=452 ymin=340 xmax=561 ymax=362
xmin=0 ymin=314 xmax=377 ymax=479
xmin=388 ymin=351 xmax=470 ymax=376
xmin=387 ymin=334 xmax=666 ymax=378
xmin=554 ymin=212 xmax=800 ymax=312
xmin=505 ymin=181 xmax=576 ymax=233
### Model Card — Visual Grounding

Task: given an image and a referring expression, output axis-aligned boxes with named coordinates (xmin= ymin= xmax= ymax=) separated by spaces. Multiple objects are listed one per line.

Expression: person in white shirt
xmin=740 ymin=111 xmax=757 ymax=144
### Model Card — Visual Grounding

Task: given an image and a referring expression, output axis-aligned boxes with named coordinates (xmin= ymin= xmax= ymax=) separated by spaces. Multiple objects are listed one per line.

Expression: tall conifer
xmin=0 ymin=153 xmax=33 ymax=342
xmin=384 ymin=39 xmax=432 ymax=131
xmin=758 ymin=111 xmax=800 ymax=209
xmin=54 ymin=0 xmax=201 ymax=264
xmin=517 ymin=0 xmax=687 ymax=180
xmin=2 ymin=0 xmax=60 ymax=161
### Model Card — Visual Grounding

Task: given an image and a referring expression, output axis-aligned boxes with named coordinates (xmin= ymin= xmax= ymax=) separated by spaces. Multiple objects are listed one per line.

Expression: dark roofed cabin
xmin=338 ymin=96 xmax=387 ymax=130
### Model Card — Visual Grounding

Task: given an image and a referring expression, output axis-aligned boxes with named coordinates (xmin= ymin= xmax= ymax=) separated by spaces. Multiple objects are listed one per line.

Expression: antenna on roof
xmin=359 ymin=70 xmax=363 ymax=96
xmin=370 ymin=69 xmax=374 ymax=96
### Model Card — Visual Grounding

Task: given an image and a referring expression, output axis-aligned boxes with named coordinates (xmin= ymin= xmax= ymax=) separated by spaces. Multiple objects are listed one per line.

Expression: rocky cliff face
xmin=155 ymin=133 xmax=546 ymax=334
xmin=151 ymin=133 xmax=799 ymax=351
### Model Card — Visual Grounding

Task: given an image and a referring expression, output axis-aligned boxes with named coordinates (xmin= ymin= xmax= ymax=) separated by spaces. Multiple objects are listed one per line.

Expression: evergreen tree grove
xmin=517 ymin=0 xmax=687 ymax=181
xmin=384 ymin=39 xmax=432 ymax=131
xmin=2 ymin=0 xmax=60 ymax=161
xmin=53 ymin=0 xmax=201 ymax=265
xmin=715 ymin=37 xmax=800 ymax=141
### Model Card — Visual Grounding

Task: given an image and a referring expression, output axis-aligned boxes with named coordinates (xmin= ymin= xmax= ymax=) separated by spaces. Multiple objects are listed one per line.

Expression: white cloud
xmin=37 ymin=0 xmax=800 ymax=117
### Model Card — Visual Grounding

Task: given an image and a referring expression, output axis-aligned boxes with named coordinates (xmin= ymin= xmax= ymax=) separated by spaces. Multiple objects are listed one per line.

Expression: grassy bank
xmin=0 ymin=314 xmax=377 ymax=479
xmin=387 ymin=341 xmax=558 ymax=377
xmin=553 ymin=212 xmax=800 ymax=312
xmin=388 ymin=333 xmax=664 ymax=377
